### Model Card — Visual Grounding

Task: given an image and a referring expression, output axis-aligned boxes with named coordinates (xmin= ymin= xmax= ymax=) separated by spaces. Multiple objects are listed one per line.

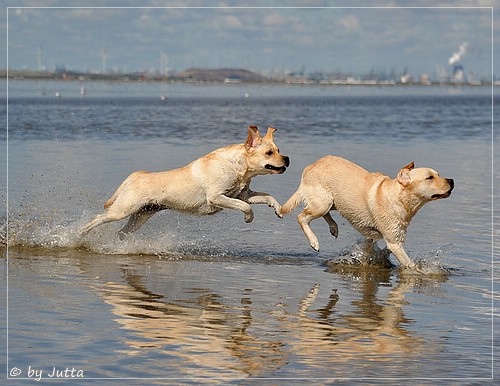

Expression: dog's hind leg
xmin=118 ymin=206 xmax=159 ymax=240
xmin=298 ymin=209 xmax=325 ymax=252
xmin=297 ymin=190 xmax=333 ymax=251
xmin=81 ymin=198 xmax=146 ymax=236
xmin=323 ymin=212 xmax=338 ymax=238
xmin=80 ymin=209 xmax=130 ymax=235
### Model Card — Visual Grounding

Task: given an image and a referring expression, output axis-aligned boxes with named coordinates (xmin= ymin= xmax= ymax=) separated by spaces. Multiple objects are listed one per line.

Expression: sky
xmin=2 ymin=0 xmax=497 ymax=80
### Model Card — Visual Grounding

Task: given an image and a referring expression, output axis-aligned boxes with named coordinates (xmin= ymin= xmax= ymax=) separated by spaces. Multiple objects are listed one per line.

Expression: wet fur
xmin=81 ymin=126 xmax=289 ymax=239
xmin=280 ymin=156 xmax=454 ymax=268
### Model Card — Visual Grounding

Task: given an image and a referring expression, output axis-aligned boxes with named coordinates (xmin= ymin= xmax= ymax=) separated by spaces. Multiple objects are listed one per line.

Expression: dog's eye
xmin=266 ymin=150 xmax=274 ymax=156
xmin=426 ymin=176 xmax=434 ymax=180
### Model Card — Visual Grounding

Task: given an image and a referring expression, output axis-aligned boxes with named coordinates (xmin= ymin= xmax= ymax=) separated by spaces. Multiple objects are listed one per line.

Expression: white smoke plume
xmin=448 ymin=42 xmax=468 ymax=66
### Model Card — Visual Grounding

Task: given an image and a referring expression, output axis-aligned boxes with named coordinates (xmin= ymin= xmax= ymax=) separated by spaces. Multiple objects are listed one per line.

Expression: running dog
xmin=81 ymin=126 xmax=289 ymax=238
xmin=279 ymin=156 xmax=454 ymax=268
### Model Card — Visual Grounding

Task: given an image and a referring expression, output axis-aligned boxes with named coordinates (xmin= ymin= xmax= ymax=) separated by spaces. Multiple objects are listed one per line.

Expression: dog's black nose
xmin=447 ymin=179 xmax=454 ymax=190
xmin=283 ymin=156 xmax=290 ymax=167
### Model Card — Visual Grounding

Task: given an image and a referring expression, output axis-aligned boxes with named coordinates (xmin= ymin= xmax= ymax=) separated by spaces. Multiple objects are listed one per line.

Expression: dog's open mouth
xmin=265 ymin=164 xmax=287 ymax=173
xmin=431 ymin=190 xmax=452 ymax=200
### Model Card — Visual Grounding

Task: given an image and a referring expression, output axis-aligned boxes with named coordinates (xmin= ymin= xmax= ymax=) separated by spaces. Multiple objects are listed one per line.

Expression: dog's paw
xmin=244 ymin=211 xmax=254 ymax=223
xmin=310 ymin=241 xmax=320 ymax=252
xmin=329 ymin=226 xmax=338 ymax=238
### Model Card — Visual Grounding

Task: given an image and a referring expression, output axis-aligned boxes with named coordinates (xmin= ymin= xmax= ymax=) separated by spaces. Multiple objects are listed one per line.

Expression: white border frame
xmin=4 ymin=5 xmax=495 ymax=382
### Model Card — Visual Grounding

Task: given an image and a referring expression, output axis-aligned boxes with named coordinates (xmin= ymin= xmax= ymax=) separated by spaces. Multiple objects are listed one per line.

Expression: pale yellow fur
xmin=81 ymin=126 xmax=289 ymax=239
xmin=280 ymin=156 xmax=454 ymax=268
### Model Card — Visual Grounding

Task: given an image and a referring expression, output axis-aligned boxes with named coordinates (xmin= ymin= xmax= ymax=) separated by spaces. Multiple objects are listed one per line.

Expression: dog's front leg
xmin=242 ymin=189 xmax=282 ymax=218
xmin=209 ymin=195 xmax=254 ymax=223
xmin=385 ymin=241 xmax=416 ymax=269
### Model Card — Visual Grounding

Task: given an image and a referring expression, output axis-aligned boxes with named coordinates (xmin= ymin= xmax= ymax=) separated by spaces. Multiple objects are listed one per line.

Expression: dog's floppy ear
xmin=263 ymin=127 xmax=276 ymax=141
xmin=245 ymin=126 xmax=262 ymax=149
xmin=397 ymin=161 xmax=414 ymax=186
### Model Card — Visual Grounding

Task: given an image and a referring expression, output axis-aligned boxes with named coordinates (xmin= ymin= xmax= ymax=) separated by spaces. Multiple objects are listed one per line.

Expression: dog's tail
xmin=104 ymin=192 xmax=118 ymax=209
xmin=279 ymin=190 xmax=302 ymax=216
xmin=104 ymin=171 xmax=148 ymax=209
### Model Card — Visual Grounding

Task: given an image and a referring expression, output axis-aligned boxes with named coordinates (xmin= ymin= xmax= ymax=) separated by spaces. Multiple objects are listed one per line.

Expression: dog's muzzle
xmin=431 ymin=178 xmax=454 ymax=199
xmin=265 ymin=164 xmax=287 ymax=173
xmin=265 ymin=156 xmax=290 ymax=174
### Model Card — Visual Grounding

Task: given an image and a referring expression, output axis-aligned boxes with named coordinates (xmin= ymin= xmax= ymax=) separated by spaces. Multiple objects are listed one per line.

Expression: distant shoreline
xmin=1 ymin=69 xmax=495 ymax=87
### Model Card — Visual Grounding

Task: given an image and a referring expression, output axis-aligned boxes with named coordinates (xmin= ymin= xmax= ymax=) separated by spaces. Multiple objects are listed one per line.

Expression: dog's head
xmin=397 ymin=161 xmax=454 ymax=201
xmin=244 ymin=126 xmax=290 ymax=175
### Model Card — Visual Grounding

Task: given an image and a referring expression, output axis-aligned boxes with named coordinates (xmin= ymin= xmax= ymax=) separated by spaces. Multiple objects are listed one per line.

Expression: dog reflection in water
xmin=97 ymin=265 xmax=437 ymax=376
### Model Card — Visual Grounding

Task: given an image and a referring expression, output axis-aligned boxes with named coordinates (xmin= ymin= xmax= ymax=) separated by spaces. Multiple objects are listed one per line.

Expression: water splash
xmin=324 ymin=240 xmax=453 ymax=276
xmin=325 ymin=241 xmax=394 ymax=268
xmin=2 ymin=207 xmax=458 ymax=273
xmin=2 ymin=211 xmax=292 ymax=263
xmin=410 ymin=244 xmax=454 ymax=276
xmin=3 ymin=210 xmax=181 ymax=257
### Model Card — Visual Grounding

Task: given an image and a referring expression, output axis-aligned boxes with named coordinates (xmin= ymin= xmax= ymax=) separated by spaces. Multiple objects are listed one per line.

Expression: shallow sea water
xmin=1 ymin=80 xmax=498 ymax=384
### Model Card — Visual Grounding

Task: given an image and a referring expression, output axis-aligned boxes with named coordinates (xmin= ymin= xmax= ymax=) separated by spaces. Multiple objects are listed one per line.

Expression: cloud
xmin=66 ymin=8 xmax=94 ymax=18
xmin=263 ymin=13 xmax=289 ymax=27
xmin=338 ymin=15 xmax=359 ymax=31
xmin=3 ymin=5 xmax=495 ymax=77
xmin=220 ymin=14 xmax=243 ymax=28
xmin=15 ymin=9 xmax=29 ymax=22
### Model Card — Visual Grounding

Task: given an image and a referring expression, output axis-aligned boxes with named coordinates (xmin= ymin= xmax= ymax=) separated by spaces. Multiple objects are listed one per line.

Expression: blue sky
xmin=2 ymin=1 xmax=497 ymax=80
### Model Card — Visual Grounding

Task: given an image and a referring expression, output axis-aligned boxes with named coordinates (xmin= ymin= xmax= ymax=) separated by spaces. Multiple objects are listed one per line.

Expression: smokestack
xmin=448 ymin=42 xmax=468 ymax=66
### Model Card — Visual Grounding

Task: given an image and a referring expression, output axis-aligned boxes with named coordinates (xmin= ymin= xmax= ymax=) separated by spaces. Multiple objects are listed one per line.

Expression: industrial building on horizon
xmin=5 ymin=40 xmax=492 ymax=86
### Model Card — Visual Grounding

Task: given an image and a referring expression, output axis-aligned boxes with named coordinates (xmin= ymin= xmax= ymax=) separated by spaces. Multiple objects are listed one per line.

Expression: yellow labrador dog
xmin=81 ymin=126 xmax=289 ymax=238
xmin=279 ymin=156 xmax=454 ymax=268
